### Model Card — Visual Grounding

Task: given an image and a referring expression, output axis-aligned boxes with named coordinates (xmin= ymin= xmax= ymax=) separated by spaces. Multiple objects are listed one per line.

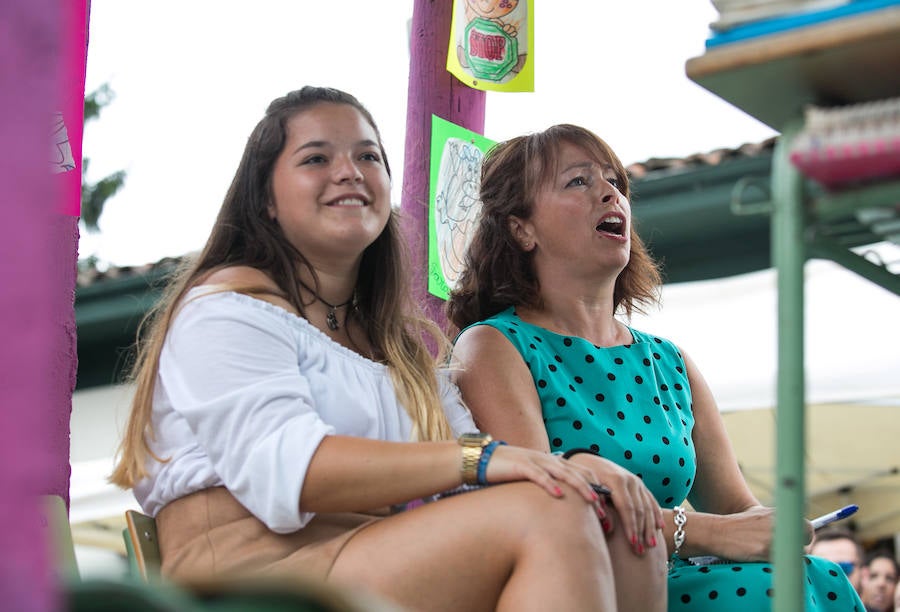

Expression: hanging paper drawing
xmin=428 ymin=115 xmax=496 ymax=299
xmin=57 ymin=0 xmax=89 ymax=216
xmin=51 ymin=112 xmax=76 ymax=174
xmin=447 ymin=0 xmax=533 ymax=92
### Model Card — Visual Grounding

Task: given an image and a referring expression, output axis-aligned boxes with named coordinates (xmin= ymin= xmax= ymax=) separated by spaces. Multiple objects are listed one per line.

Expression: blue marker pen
xmin=810 ymin=504 xmax=859 ymax=530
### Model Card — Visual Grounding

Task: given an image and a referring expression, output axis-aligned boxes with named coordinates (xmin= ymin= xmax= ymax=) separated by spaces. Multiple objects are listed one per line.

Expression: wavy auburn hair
xmin=446 ymin=124 xmax=661 ymax=331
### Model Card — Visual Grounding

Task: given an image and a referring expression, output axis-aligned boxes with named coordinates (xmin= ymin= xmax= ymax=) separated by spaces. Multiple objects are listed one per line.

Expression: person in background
xmin=446 ymin=123 xmax=865 ymax=611
xmin=892 ymin=574 xmax=900 ymax=612
xmin=860 ymin=550 xmax=899 ymax=612
xmin=809 ymin=526 xmax=865 ymax=592
xmin=109 ymin=87 xmax=634 ymax=611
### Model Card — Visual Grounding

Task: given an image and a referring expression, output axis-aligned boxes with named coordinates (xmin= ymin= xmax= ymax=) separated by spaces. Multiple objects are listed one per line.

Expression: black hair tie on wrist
xmin=562 ymin=447 xmax=600 ymax=459
xmin=560 ymin=448 xmax=611 ymax=498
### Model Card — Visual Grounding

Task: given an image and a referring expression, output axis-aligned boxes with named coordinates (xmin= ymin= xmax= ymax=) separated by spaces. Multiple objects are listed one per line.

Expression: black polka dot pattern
xmin=473 ymin=308 xmax=865 ymax=612
xmin=665 ymin=556 xmax=864 ymax=610
xmin=478 ymin=308 xmax=696 ymax=505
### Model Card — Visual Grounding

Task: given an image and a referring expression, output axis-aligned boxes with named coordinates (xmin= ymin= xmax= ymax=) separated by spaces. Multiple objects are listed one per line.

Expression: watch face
xmin=459 ymin=432 xmax=492 ymax=447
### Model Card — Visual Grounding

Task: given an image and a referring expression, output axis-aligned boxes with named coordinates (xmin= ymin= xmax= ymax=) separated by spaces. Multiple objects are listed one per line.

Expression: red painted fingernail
xmin=649 ymin=536 xmax=657 ymax=547
xmin=590 ymin=491 xmax=599 ymax=502
xmin=637 ymin=544 xmax=645 ymax=554
xmin=554 ymin=486 xmax=563 ymax=496
xmin=631 ymin=534 xmax=638 ymax=546
xmin=602 ymin=520 xmax=612 ymax=534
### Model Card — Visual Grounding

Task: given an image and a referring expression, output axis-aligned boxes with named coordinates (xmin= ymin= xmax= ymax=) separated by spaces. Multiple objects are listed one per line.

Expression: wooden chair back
xmin=124 ymin=509 xmax=161 ymax=582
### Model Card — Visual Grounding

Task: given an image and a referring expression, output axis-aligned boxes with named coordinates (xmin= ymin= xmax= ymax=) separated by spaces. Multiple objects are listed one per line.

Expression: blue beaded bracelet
xmin=476 ymin=440 xmax=507 ymax=485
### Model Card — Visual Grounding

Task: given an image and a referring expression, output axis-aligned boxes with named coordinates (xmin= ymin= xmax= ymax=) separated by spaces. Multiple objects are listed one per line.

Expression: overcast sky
xmin=80 ymin=0 xmax=777 ymax=267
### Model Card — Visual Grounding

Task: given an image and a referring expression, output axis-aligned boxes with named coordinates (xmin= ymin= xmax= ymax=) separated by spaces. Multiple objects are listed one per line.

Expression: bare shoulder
xmin=451 ymin=324 xmax=527 ymax=380
xmin=451 ymin=324 xmax=545 ymax=446
xmin=453 ymin=324 xmax=515 ymax=362
xmin=196 ymin=266 xmax=298 ymax=315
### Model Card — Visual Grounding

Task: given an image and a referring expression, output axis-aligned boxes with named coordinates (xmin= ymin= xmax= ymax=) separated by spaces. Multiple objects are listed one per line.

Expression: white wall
xmin=70 ymin=383 xmax=137 ymax=577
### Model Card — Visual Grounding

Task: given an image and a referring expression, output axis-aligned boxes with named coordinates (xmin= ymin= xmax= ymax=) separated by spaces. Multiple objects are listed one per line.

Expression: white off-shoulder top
xmin=133 ymin=288 xmax=476 ymax=533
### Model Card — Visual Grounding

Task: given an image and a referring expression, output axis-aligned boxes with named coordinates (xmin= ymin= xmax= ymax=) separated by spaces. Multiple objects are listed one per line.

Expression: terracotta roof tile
xmin=626 ymin=137 xmax=777 ymax=178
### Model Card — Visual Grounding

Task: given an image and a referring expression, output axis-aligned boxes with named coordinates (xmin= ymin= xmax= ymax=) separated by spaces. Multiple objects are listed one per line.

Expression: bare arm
xmin=300 ymin=435 xmax=604 ymax=513
xmin=455 ymin=328 xmax=806 ymax=561
xmin=453 ymin=325 xmax=550 ymax=449
xmin=659 ymin=349 xmax=813 ymax=561
xmin=453 ymin=325 xmax=664 ymax=551
xmin=300 ymin=437 xmax=460 ymax=512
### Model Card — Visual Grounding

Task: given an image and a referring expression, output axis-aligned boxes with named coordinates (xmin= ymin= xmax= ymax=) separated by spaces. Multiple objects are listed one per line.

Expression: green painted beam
xmin=771 ymin=121 xmax=807 ymax=612
xmin=808 ymin=235 xmax=900 ymax=296
xmin=632 ymin=154 xmax=773 ymax=283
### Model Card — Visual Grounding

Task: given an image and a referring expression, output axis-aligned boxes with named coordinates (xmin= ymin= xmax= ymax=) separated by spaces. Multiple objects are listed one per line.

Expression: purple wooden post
xmin=0 ymin=0 xmax=82 ymax=608
xmin=401 ymin=0 xmax=486 ymax=339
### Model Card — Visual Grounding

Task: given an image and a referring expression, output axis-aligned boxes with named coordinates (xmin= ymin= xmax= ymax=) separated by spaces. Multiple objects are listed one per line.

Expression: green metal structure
xmin=686 ymin=6 xmax=900 ymax=608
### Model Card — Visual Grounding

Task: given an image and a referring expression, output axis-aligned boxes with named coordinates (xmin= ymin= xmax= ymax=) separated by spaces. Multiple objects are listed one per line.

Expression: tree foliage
xmin=81 ymin=83 xmax=126 ymax=231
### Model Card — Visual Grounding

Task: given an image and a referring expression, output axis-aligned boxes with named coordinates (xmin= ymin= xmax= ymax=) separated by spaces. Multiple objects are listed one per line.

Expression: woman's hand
xmin=701 ymin=505 xmax=812 ymax=562
xmin=566 ymin=453 xmax=663 ymax=554
xmin=484 ymin=445 xmax=606 ymax=508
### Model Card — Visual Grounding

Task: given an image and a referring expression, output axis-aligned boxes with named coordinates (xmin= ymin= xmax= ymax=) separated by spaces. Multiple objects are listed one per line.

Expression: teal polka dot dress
xmin=470 ymin=308 xmax=864 ymax=611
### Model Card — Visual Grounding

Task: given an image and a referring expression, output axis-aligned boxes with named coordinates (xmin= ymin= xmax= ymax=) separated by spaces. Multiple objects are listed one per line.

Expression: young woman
xmin=110 ymin=87 xmax=631 ymax=611
xmin=446 ymin=123 xmax=864 ymax=611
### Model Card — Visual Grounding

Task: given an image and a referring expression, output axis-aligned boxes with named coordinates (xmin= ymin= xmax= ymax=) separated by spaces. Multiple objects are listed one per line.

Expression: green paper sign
xmin=428 ymin=115 xmax=496 ymax=300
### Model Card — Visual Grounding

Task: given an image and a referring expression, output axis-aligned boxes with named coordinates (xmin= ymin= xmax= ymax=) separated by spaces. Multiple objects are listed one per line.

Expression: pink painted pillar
xmin=401 ymin=0 xmax=486 ymax=336
xmin=0 ymin=0 xmax=83 ymax=608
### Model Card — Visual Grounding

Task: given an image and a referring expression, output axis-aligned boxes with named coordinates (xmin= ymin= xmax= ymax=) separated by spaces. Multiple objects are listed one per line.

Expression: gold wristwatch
xmin=458 ymin=432 xmax=493 ymax=485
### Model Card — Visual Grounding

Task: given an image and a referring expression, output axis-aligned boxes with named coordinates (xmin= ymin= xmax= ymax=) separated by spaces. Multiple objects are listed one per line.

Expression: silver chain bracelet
xmin=668 ymin=505 xmax=687 ymax=572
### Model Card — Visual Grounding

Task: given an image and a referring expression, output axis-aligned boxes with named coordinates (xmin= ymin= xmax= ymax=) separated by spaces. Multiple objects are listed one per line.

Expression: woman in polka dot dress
xmin=446 ymin=124 xmax=864 ymax=611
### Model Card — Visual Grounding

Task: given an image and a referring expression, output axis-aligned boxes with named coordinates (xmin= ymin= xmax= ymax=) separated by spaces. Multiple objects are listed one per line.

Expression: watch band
xmin=458 ymin=433 xmax=492 ymax=485
xmin=460 ymin=444 xmax=482 ymax=485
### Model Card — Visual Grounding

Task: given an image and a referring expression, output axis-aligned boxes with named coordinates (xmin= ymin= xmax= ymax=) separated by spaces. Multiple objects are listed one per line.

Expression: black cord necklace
xmin=298 ymin=280 xmax=355 ymax=331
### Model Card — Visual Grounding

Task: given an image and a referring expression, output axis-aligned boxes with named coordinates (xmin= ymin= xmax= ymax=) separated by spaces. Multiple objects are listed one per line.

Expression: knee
xmin=637 ymin=531 xmax=668 ymax=589
xmin=500 ymin=483 xmax=607 ymax=549
xmin=604 ymin=504 xmax=668 ymax=583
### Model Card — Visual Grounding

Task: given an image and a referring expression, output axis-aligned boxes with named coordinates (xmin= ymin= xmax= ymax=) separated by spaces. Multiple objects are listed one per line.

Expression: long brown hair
xmin=111 ymin=86 xmax=452 ymax=489
xmin=446 ymin=124 xmax=661 ymax=331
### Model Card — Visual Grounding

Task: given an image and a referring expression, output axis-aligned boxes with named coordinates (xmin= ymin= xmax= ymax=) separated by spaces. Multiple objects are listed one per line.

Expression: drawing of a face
xmin=466 ymin=0 xmax=519 ymax=20
xmin=435 ymin=138 xmax=484 ymax=289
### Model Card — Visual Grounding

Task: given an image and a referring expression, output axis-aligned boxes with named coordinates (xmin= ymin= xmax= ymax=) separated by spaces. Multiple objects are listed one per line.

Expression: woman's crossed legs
xmin=330 ymin=481 xmax=663 ymax=611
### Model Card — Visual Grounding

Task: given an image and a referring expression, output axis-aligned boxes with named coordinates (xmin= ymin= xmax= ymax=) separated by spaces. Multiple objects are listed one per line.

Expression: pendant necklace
xmin=322 ymin=296 xmax=354 ymax=331
xmin=299 ymin=280 xmax=355 ymax=331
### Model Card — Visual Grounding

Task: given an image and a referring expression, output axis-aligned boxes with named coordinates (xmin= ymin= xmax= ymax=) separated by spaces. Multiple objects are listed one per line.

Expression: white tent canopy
xmin=629 ymin=243 xmax=900 ymax=412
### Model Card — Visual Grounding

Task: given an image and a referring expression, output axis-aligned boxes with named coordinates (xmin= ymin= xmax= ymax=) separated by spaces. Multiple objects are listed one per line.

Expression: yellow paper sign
xmin=447 ymin=0 xmax=533 ymax=92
